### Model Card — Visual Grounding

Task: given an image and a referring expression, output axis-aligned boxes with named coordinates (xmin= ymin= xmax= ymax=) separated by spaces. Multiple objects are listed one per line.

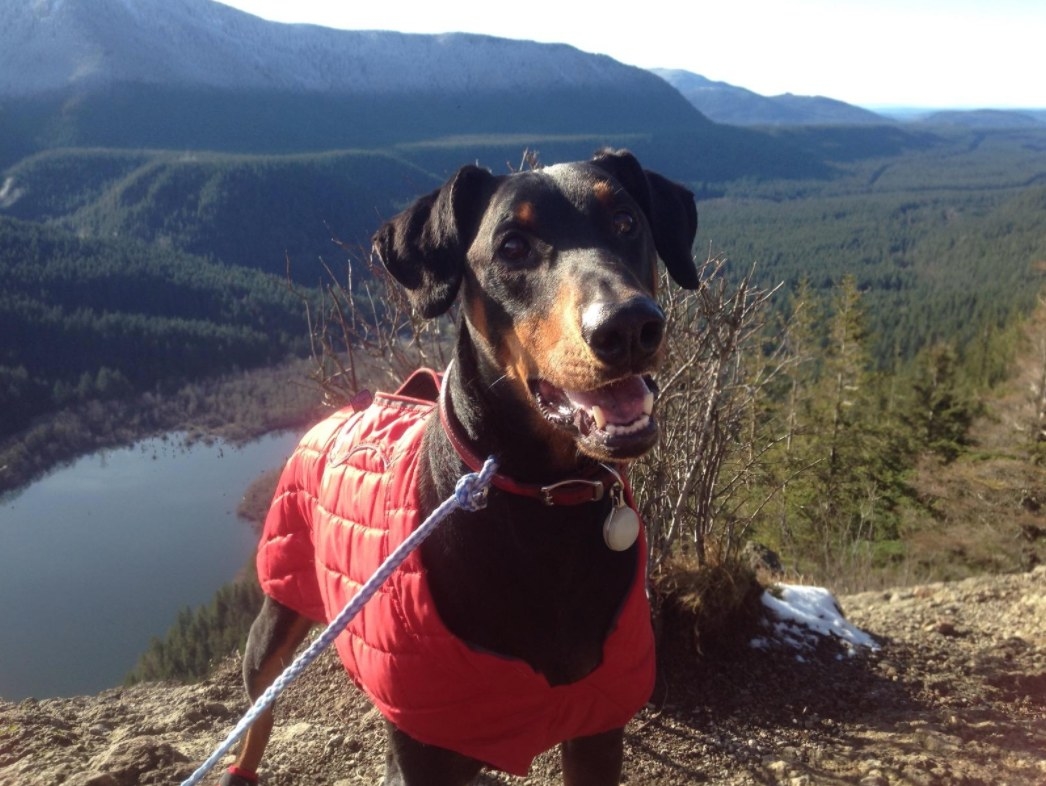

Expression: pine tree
xmin=784 ymin=276 xmax=903 ymax=575
xmin=904 ymin=342 xmax=974 ymax=461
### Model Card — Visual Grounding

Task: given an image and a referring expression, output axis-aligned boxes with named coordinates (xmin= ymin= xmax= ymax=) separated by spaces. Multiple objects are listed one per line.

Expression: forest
xmin=0 ymin=217 xmax=311 ymax=443
xmin=705 ymin=127 xmax=1046 ymax=368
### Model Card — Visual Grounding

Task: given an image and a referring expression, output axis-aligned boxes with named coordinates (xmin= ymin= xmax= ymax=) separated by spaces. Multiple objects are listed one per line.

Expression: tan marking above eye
xmin=593 ymin=180 xmax=616 ymax=207
xmin=513 ymin=201 xmax=537 ymax=228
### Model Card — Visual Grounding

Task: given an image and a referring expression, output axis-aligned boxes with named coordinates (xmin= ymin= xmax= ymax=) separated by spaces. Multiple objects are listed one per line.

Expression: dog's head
xmin=373 ymin=149 xmax=699 ymax=462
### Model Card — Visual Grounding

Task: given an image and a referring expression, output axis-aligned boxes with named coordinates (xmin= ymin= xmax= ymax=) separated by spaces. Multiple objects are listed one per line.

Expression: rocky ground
xmin=2 ymin=567 xmax=1045 ymax=786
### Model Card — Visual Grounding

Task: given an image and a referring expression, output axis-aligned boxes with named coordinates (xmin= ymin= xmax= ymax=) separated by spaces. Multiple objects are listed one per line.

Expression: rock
xmin=70 ymin=775 xmax=120 ymax=786
xmin=742 ymin=541 xmax=785 ymax=576
xmin=78 ymin=738 xmax=189 ymax=786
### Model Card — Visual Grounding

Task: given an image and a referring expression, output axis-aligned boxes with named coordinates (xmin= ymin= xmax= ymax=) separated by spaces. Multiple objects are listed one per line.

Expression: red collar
xmin=438 ymin=363 xmax=623 ymax=506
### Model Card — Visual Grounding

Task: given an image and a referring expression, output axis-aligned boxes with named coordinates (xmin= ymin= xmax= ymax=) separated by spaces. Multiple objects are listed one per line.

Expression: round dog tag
xmin=603 ymin=505 xmax=640 ymax=551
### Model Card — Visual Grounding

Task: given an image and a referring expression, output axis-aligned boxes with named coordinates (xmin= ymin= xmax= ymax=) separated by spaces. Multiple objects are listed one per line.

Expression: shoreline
xmin=0 ymin=358 xmax=325 ymax=499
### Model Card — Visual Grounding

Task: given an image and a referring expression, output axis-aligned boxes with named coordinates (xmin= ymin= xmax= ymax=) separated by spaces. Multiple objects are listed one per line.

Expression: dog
xmin=218 ymin=150 xmax=699 ymax=786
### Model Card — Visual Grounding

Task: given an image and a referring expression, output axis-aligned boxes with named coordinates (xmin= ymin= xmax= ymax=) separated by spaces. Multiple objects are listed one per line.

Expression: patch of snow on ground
xmin=751 ymin=584 xmax=880 ymax=657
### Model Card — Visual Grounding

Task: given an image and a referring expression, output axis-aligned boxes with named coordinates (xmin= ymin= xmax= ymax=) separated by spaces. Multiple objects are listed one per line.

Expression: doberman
xmin=220 ymin=149 xmax=699 ymax=786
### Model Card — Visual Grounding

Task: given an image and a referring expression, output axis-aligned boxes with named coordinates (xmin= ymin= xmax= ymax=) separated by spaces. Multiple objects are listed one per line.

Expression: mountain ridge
xmin=1 ymin=0 xmax=675 ymax=97
xmin=652 ymin=68 xmax=890 ymax=127
xmin=2 ymin=0 xmax=749 ymax=178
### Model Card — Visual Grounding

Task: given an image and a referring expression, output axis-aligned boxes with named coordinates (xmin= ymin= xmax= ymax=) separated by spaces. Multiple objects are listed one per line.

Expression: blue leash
xmin=180 ymin=457 xmax=498 ymax=786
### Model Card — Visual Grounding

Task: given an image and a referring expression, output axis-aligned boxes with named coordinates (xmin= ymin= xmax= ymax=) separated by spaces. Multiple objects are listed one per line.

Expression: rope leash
xmin=180 ymin=457 xmax=498 ymax=786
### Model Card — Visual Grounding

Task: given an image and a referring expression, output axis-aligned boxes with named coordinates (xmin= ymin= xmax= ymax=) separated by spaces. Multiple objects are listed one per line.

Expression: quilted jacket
xmin=256 ymin=372 xmax=655 ymax=775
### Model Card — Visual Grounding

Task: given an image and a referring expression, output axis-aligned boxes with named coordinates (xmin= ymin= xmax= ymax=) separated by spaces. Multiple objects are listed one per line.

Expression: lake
xmin=0 ymin=430 xmax=302 ymax=701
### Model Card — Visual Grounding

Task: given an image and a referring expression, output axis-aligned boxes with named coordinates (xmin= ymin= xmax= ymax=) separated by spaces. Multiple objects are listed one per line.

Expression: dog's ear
xmin=373 ymin=165 xmax=496 ymax=317
xmin=590 ymin=149 xmax=700 ymax=290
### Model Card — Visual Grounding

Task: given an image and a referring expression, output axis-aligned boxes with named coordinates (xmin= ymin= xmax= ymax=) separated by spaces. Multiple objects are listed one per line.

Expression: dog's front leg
xmin=561 ymin=727 xmax=625 ymax=786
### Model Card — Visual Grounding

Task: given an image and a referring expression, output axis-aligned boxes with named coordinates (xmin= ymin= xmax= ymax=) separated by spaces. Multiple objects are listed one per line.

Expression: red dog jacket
xmin=256 ymin=373 xmax=655 ymax=775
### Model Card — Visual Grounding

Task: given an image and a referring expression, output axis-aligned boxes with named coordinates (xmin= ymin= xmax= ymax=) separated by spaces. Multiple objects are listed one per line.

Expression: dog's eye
xmin=613 ymin=210 xmax=637 ymax=237
xmin=498 ymin=234 xmax=530 ymax=263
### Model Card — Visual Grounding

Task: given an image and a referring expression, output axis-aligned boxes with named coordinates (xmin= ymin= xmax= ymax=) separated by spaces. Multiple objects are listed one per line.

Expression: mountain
xmin=652 ymin=69 xmax=889 ymax=127
xmin=1 ymin=0 xmax=749 ymax=179
xmin=0 ymin=0 xmax=854 ymax=185
xmin=2 ymin=0 xmax=681 ymax=98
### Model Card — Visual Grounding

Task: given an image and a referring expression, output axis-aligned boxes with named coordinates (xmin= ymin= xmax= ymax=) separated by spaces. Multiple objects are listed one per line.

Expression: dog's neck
xmin=440 ymin=361 xmax=622 ymax=508
xmin=444 ymin=324 xmax=607 ymax=485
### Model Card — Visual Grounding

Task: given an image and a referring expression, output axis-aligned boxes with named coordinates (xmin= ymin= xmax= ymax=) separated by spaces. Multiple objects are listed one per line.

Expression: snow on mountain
xmin=0 ymin=0 xmax=646 ymax=97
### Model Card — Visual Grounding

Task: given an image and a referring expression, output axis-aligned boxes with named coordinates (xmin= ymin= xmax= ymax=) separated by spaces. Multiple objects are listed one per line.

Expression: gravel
xmin=2 ymin=567 xmax=1044 ymax=785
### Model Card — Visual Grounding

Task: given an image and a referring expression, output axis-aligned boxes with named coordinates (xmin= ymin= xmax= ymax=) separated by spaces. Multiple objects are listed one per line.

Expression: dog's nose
xmin=582 ymin=298 xmax=666 ymax=368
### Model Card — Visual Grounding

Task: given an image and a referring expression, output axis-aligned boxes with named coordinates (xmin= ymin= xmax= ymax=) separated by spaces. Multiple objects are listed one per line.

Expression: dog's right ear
xmin=372 ymin=165 xmax=496 ymax=318
xmin=589 ymin=149 xmax=700 ymax=290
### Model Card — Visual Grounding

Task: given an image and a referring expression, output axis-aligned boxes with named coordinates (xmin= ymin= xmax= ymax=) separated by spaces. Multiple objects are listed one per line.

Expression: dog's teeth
xmin=605 ymin=414 xmax=650 ymax=437
xmin=591 ymin=405 xmax=607 ymax=429
xmin=643 ymin=391 xmax=655 ymax=415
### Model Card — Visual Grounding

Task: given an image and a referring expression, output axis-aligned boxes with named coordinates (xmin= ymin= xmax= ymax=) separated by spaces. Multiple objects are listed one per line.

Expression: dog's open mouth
xmin=532 ymin=374 xmax=658 ymax=457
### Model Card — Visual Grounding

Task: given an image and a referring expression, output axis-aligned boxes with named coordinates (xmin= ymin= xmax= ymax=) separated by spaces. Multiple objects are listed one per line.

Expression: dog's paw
xmin=216 ymin=767 xmax=258 ymax=786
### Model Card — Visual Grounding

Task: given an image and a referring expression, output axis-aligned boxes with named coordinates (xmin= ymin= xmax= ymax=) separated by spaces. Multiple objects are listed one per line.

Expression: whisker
xmin=487 ymin=374 xmax=511 ymax=392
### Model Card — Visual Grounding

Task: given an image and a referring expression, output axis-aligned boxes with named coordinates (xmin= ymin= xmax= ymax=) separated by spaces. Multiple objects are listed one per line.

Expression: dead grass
xmin=651 ymin=556 xmax=766 ymax=661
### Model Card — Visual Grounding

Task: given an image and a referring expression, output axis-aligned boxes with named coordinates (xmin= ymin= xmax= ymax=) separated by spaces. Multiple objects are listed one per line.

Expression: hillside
xmin=4 ymin=568 xmax=1044 ymax=785
xmin=1 ymin=148 xmax=438 ymax=278
xmin=701 ymin=128 xmax=1046 ymax=366
xmin=0 ymin=215 xmax=310 ymax=439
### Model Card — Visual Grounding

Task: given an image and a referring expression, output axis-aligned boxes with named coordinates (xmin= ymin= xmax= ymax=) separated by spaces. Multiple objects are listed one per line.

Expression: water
xmin=0 ymin=430 xmax=302 ymax=701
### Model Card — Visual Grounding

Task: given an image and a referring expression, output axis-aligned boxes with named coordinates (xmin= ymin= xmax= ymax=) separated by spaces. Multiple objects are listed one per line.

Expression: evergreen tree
xmin=125 ymin=578 xmax=263 ymax=684
xmin=776 ymin=276 xmax=907 ymax=575
xmin=903 ymin=343 xmax=974 ymax=461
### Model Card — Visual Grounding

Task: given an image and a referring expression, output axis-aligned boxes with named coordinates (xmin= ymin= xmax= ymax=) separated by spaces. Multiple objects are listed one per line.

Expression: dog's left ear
xmin=373 ymin=165 xmax=496 ymax=317
xmin=590 ymin=149 xmax=700 ymax=290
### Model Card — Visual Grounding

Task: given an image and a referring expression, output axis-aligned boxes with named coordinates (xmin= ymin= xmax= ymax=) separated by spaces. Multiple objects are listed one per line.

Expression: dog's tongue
xmin=565 ymin=375 xmax=653 ymax=427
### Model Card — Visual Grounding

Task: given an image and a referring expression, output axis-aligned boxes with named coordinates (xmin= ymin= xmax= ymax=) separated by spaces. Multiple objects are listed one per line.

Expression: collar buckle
xmin=539 ymin=479 xmax=607 ymax=506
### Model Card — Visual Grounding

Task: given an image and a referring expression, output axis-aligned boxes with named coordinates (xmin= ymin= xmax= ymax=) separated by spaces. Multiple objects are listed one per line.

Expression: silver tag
xmin=602 ymin=483 xmax=640 ymax=551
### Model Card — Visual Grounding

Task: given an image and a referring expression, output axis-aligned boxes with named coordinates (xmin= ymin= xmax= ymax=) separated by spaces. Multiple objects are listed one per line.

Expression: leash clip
xmin=538 ymin=478 xmax=606 ymax=506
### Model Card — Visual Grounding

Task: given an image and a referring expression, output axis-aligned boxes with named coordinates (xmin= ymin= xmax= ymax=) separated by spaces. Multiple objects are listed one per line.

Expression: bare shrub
xmin=304 ymin=220 xmax=788 ymax=652
xmin=634 ymin=255 xmax=786 ymax=574
xmin=292 ymin=248 xmax=455 ymax=407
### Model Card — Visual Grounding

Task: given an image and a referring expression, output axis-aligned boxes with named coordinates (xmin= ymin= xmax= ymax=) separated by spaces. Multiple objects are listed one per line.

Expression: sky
xmin=216 ymin=0 xmax=1045 ymax=110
